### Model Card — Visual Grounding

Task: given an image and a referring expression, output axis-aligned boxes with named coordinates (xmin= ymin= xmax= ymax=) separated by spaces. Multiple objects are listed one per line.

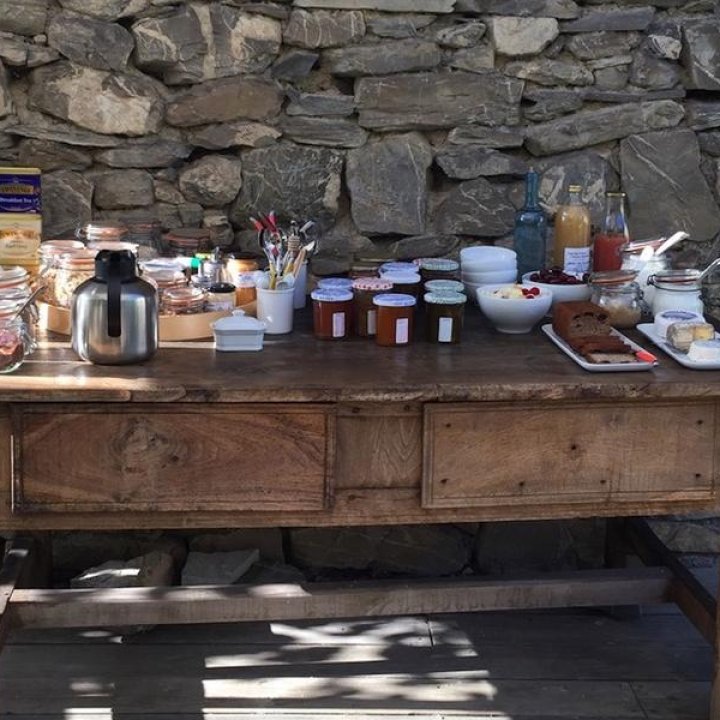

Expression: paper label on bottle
xmin=438 ymin=317 xmax=453 ymax=343
xmin=367 ymin=309 xmax=377 ymax=335
xmin=332 ymin=312 xmax=345 ymax=338
xmin=563 ymin=246 xmax=590 ymax=274
xmin=395 ymin=318 xmax=409 ymax=344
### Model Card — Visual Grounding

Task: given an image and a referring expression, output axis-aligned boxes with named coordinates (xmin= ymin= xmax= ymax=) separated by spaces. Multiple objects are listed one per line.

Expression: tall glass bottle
xmin=593 ymin=191 xmax=630 ymax=272
xmin=513 ymin=169 xmax=547 ymax=280
xmin=553 ymin=185 xmax=591 ymax=275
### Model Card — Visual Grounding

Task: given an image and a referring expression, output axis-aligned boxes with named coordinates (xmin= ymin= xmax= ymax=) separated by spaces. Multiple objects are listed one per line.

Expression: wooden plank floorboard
xmin=0 ymin=715 xmax=662 ymax=720
xmin=632 ymin=680 xmax=711 ymax=720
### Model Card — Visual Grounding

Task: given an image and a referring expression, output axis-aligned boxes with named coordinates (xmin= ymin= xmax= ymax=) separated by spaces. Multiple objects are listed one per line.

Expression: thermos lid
xmin=94 ymin=250 xmax=137 ymax=282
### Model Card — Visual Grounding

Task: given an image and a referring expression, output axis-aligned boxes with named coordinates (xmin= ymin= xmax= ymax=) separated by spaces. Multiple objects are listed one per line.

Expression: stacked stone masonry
xmin=0 ymin=0 xmax=719 ymax=271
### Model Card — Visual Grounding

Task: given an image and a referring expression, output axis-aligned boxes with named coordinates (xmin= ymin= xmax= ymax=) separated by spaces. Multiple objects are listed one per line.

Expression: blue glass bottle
xmin=513 ymin=169 xmax=548 ymax=281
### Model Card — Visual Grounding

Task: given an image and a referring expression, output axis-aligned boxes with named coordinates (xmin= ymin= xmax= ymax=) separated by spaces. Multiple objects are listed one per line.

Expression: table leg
xmin=711 ymin=564 xmax=720 ymax=719
xmin=0 ymin=537 xmax=34 ymax=649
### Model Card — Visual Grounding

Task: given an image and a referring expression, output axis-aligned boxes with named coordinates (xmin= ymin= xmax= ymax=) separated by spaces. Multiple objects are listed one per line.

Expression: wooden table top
xmin=5 ymin=311 xmax=720 ymax=404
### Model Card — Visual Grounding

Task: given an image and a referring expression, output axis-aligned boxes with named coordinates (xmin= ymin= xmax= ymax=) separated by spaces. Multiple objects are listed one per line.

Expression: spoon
xmin=654 ymin=231 xmax=689 ymax=257
xmin=9 ymin=286 xmax=44 ymax=322
xmin=697 ymin=257 xmax=720 ymax=283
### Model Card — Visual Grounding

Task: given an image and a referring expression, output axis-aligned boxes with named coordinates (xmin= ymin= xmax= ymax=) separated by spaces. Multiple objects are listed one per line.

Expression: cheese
xmin=687 ymin=339 xmax=720 ymax=362
xmin=654 ymin=309 xmax=704 ymax=339
xmin=666 ymin=321 xmax=715 ymax=352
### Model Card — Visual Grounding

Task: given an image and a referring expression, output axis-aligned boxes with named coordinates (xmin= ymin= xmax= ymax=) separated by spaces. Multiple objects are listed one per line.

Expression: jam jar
xmin=419 ymin=258 xmax=460 ymax=283
xmin=54 ymin=250 xmax=97 ymax=308
xmin=352 ymin=277 xmax=392 ymax=337
xmin=425 ymin=291 xmax=466 ymax=344
xmin=379 ymin=271 xmax=422 ymax=298
xmin=234 ymin=274 xmax=257 ymax=307
xmin=317 ymin=277 xmax=354 ymax=293
xmin=0 ymin=308 xmax=26 ymax=373
xmin=206 ymin=282 xmax=237 ymax=312
xmin=373 ymin=293 xmax=416 ymax=346
xmin=162 ymin=287 xmax=206 ymax=315
xmin=311 ymin=289 xmax=353 ymax=340
xmin=589 ymin=270 xmax=644 ymax=328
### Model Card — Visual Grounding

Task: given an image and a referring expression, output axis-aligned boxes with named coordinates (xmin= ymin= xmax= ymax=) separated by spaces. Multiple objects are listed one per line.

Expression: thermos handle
xmin=107 ymin=271 xmax=122 ymax=338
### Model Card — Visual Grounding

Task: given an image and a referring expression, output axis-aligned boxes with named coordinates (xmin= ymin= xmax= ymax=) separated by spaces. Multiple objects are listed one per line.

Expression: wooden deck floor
xmin=0 ymin=602 xmax=711 ymax=720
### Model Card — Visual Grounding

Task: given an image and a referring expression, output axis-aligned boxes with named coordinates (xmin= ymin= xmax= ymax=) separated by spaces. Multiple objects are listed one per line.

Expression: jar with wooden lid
xmin=373 ymin=293 xmax=416 ymax=347
xmin=162 ymin=286 xmax=206 ymax=315
xmin=425 ymin=291 xmax=466 ymax=344
xmin=352 ymin=277 xmax=392 ymax=337
xmin=589 ymin=270 xmax=643 ymax=328
xmin=54 ymin=250 xmax=97 ymax=308
xmin=311 ymin=288 xmax=353 ymax=340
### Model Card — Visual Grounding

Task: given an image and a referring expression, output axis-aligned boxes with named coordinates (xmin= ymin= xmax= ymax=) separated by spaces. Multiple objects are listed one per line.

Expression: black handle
xmin=107 ymin=272 xmax=122 ymax=338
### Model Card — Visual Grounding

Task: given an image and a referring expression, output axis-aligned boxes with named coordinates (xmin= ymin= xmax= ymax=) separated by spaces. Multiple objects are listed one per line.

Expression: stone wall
xmin=0 ymin=0 xmax=719 ymax=271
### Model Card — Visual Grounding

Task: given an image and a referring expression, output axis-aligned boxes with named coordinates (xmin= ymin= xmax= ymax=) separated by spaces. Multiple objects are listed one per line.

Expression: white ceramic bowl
xmin=521 ymin=271 xmax=592 ymax=306
xmin=462 ymin=268 xmax=518 ymax=284
xmin=476 ymin=284 xmax=553 ymax=334
xmin=462 ymin=280 xmax=488 ymax=304
xmin=460 ymin=246 xmax=517 ymax=272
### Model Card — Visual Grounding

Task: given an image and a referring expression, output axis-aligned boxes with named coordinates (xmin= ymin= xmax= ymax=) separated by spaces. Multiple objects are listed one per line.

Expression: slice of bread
xmin=585 ymin=352 xmax=637 ymax=364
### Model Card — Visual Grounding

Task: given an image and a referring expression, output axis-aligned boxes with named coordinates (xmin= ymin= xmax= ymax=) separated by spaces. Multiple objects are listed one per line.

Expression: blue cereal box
xmin=0 ymin=167 xmax=41 ymax=214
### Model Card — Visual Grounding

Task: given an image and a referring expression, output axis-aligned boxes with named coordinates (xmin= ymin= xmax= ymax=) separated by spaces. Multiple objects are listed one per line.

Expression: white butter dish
xmin=211 ymin=310 xmax=266 ymax=352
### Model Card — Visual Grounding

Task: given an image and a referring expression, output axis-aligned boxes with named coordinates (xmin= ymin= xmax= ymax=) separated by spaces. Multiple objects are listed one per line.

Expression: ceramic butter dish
xmin=211 ymin=310 xmax=266 ymax=352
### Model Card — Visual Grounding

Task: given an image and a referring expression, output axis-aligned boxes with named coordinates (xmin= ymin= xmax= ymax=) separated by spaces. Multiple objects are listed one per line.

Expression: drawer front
xmin=423 ymin=402 xmax=716 ymax=509
xmin=13 ymin=405 xmax=334 ymax=513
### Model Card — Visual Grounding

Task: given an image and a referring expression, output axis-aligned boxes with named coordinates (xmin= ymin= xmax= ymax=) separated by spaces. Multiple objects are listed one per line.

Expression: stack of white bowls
xmin=460 ymin=246 xmax=518 ymax=303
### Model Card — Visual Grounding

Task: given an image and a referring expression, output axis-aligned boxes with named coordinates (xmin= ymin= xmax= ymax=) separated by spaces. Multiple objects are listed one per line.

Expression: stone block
xmin=629 ymin=49 xmax=680 ymax=90
xmin=271 ymin=49 xmax=319 ymax=80
xmin=71 ymin=551 xmax=174 ymax=588
xmin=435 ymin=20 xmax=486 ymax=48
xmin=566 ymin=31 xmax=641 ymax=61
xmin=648 ymin=519 xmax=720 ymax=553
xmin=447 ymin=43 xmax=495 ymax=73
xmin=456 ymin=0 xmax=579 ymax=19
xmin=491 ymin=17 xmax=559 ymax=57
xmin=94 ymin=169 xmax=155 ymax=209
xmin=279 ymin=116 xmax=367 ymax=147
xmin=58 ymin=0 xmax=150 ymax=22
xmin=0 ymin=62 xmax=11 ymax=120
xmin=284 ymin=9 xmax=365 ymax=48
xmin=294 ymin=0 xmax=454 ymax=10
xmin=178 ymin=155 xmax=243 ymax=207
xmin=187 ymin=122 xmax=281 ymax=150
xmin=365 ymin=13 xmax=435 ymax=38
xmin=448 ymin=125 xmax=524 ymax=147
xmin=94 ymin=136 xmax=192 ymax=168
xmin=391 ymin=233 xmax=460 ymax=259
xmin=686 ymin=100 xmax=720 ymax=131
xmin=189 ymin=529 xmax=285 ymax=562
xmin=17 ymin=138 xmax=92 ymax=171
xmin=42 ymin=170 xmax=93 ymax=238
xmin=0 ymin=0 xmax=48 ymax=36
xmin=561 ymin=7 xmax=655 ymax=33
xmin=286 ymin=92 xmax=355 ymax=117
xmin=504 ymin=58 xmax=593 ymax=86
xmin=522 ymin=88 xmax=583 ymax=122
xmin=436 ymin=146 xmax=527 ymax=179
xmin=243 ymin=561 xmax=306 ymax=584
xmin=347 ymin=132 xmax=432 ymax=235
xmin=682 ymin=19 xmax=720 ymax=91
xmin=181 ymin=549 xmax=260 ymax=586
xmin=323 ymin=39 xmax=442 ymax=76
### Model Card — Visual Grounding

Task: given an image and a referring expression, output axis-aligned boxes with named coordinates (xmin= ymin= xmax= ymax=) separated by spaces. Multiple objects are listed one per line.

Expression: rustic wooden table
xmin=0 ymin=313 xmax=717 ymax=714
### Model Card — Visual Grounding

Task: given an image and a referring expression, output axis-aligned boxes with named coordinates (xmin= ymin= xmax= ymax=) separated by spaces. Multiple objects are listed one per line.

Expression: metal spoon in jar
xmin=654 ymin=231 xmax=689 ymax=257
xmin=697 ymin=257 xmax=720 ymax=284
xmin=8 ymin=286 xmax=45 ymax=323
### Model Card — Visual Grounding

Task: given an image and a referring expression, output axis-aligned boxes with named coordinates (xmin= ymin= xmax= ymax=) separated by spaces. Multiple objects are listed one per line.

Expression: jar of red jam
xmin=425 ymin=291 xmax=466 ymax=344
xmin=352 ymin=277 xmax=392 ymax=337
xmin=373 ymin=293 xmax=416 ymax=347
xmin=311 ymin=289 xmax=353 ymax=340
xmin=419 ymin=258 xmax=460 ymax=283
xmin=379 ymin=271 xmax=422 ymax=298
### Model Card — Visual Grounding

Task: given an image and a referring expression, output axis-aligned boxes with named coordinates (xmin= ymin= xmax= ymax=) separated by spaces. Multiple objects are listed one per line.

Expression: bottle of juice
xmin=553 ymin=185 xmax=591 ymax=275
xmin=513 ymin=169 xmax=548 ymax=280
xmin=593 ymin=192 xmax=629 ymax=272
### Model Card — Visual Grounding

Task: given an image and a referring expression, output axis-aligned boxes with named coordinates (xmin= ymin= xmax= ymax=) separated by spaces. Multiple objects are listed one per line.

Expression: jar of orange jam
xmin=352 ymin=277 xmax=392 ymax=337
xmin=311 ymin=289 xmax=353 ymax=340
xmin=373 ymin=293 xmax=416 ymax=347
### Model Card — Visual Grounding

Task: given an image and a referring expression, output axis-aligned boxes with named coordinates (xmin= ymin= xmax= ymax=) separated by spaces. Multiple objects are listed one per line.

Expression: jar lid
xmin=164 ymin=287 xmax=205 ymax=304
xmin=424 ymin=291 xmax=467 ymax=305
xmin=0 ymin=299 xmax=21 ymax=317
xmin=209 ymin=282 xmax=235 ymax=293
xmin=235 ymin=273 xmax=256 ymax=289
xmin=87 ymin=240 xmax=138 ymax=254
xmin=141 ymin=258 xmax=184 ymax=274
xmin=380 ymin=262 xmax=417 ymax=274
xmin=380 ymin=271 xmax=421 ymax=284
xmin=317 ymin=277 xmax=353 ymax=291
xmin=39 ymin=240 xmax=85 ymax=255
xmin=212 ymin=309 xmax=266 ymax=333
xmin=352 ymin=277 xmax=393 ymax=291
xmin=373 ymin=293 xmax=417 ymax=307
xmin=59 ymin=250 xmax=97 ymax=269
xmin=590 ymin=270 xmax=637 ymax=286
xmin=425 ymin=279 xmax=465 ymax=293
xmin=311 ymin=289 xmax=353 ymax=302
xmin=652 ymin=269 xmax=702 ymax=285
xmin=0 ymin=266 xmax=28 ymax=283
xmin=419 ymin=258 xmax=460 ymax=272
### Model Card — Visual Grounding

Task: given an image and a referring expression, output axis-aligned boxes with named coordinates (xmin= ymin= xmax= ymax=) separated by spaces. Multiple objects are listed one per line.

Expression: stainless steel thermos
xmin=72 ymin=250 xmax=158 ymax=365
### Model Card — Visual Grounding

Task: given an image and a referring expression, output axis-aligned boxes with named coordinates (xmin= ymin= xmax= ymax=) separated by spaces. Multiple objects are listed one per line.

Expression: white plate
xmin=541 ymin=324 xmax=657 ymax=373
xmin=637 ymin=323 xmax=720 ymax=370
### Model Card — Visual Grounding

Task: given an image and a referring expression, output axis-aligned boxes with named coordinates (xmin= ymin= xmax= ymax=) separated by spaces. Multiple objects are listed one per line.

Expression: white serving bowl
xmin=460 ymin=246 xmax=517 ymax=272
xmin=476 ymin=284 xmax=553 ymax=334
xmin=462 ymin=268 xmax=518 ymax=284
xmin=521 ymin=271 xmax=592 ymax=306
xmin=462 ymin=279 xmax=488 ymax=304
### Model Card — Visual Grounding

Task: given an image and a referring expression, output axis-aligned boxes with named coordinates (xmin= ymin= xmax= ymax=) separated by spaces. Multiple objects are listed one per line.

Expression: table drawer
xmin=423 ymin=402 xmax=716 ymax=509
xmin=12 ymin=405 xmax=334 ymax=513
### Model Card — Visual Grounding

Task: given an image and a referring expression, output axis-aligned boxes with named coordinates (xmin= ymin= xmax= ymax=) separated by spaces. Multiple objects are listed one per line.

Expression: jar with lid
xmin=54 ymin=250 xmax=97 ymax=308
xmin=373 ymin=293 xmax=416 ymax=347
xmin=620 ymin=244 xmax=670 ymax=308
xmin=379 ymin=271 xmax=422 ymax=298
xmin=419 ymin=258 xmax=460 ymax=283
xmin=349 ymin=259 xmax=382 ymax=278
xmin=0 ymin=306 xmax=26 ymax=373
xmin=164 ymin=228 xmax=213 ymax=257
xmin=235 ymin=274 xmax=257 ymax=307
xmin=589 ymin=270 xmax=644 ymax=328
xmin=162 ymin=287 xmax=206 ymax=315
xmin=424 ymin=279 xmax=465 ymax=295
xmin=554 ymin=185 xmax=591 ymax=275
xmin=352 ymin=277 xmax=392 ymax=337
xmin=206 ymin=282 xmax=236 ymax=312
xmin=0 ymin=288 xmax=37 ymax=352
xmin=39 ymin=242 xmax=85 ymax=305
xmin=227 ymin=254 xmax=259 ymax=282
xmin=648 ymin=269 xmax=705 ymax=317
xmin=311 ymin=289 xmax=353 ymax=340
xmin=593 ymin=192 xmax=630 ymax=272
xmin=425 ymin=292 xmax=466 ymax=344
xmin=77 ymin=220 xmax=128 ymax=245
xmin=121 ymin=216 xmax=163 ymax=257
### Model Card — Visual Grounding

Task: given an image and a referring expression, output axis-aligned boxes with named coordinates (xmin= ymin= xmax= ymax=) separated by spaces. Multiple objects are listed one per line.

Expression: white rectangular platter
xmin=637 ymin=323 xmax=720 ymax=370
xmin=541 ymin=324 xmax=657 ymax=373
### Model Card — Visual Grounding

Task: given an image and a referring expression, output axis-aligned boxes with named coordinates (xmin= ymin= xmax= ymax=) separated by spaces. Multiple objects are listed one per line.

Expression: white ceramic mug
xmin=256 ymin=286 xmax=294 ymax=334
xmin=294 ymin=261 xmax=308 ymax=310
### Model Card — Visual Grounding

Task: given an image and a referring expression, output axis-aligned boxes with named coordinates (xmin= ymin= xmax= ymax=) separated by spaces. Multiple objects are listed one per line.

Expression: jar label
xmin=206 ymin=298 xmax=235 ymax=312
xmin=332 ymin=312 xmax=345 ymax=338
xmin=367 ymin=309 xmax=377 ymax=335
xmin=564 ymin=247 xmax=590 ymax=274
xmin=395 ymin=318 xmax=409 ymax=344
xmin=438 ymin=317 xmax=453 ymax=343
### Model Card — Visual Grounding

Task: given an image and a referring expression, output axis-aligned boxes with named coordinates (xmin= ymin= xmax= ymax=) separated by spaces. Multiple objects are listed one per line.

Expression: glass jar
xmin=425 ymin=291 xmax=466 ymax=344
xmin=0 ymin=290 xmax=36 ymax=352
xmin=590 ymin=270 xmax=644 ymax=328
xmin=317 ymin=277 xmax=354 ymax=293
xmin=205 ymin=282 xmax=236 ymax=312
xmin=227 ymin=255 xmax=259 ymax=282
xmin=352 ymin=277 xmax=392 ymax=337
xmin=649 ymin=269 xmax=705 ymax=317
xmin=121 ymin=216 xmax=163 ymax=256
xmin=593 ymin=192 xmax=630 ymax=272
xmin=554 ymin=185 xmax=591 ymax=274
xmin=424 ymin=279 xmax=465 ymax=295
xmin=379 ymin=271 xmax=422 ymax=298
xmin=235 ymin=274 xmax=257 ymax=307
xmin=0 ymin=312 xmax=26 ymax=373
xmin=621 ymin=246 xmax=670 ymax=308
xmin=77 ymin=220 xmax=128 ymax=245
xmin=161 ymin=287 xmax=206 ymax=315
xmin=164 ymin=228 xmax=213 ymax=257
xmin=311 ymin=289 xmax=353 ymax=340
xmin=54 ymin=250 xmax=97 ymax=308
xmin=419 ymin=258 xmax=460 ymax=283
xmin=373 ymin=293 xmax=416 ymax=347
